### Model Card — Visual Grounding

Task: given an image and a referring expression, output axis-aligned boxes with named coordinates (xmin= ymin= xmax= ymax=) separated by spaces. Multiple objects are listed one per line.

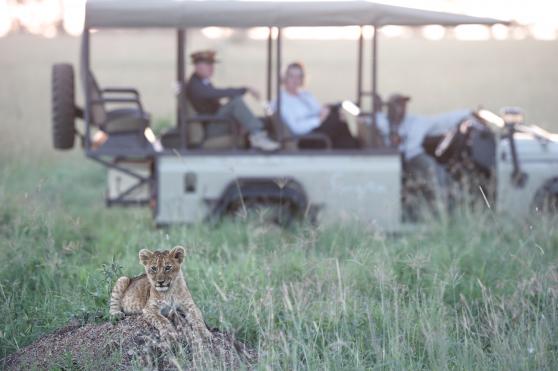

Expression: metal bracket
xmin=88 ymin=154 xmax=153 ymax=206
xmin=506 ymin=123 xmax=527 ymax=188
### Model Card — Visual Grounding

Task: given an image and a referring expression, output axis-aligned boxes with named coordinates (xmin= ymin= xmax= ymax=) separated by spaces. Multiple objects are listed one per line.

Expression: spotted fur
xmin=108 ymin=246 xmax=211 ymax=341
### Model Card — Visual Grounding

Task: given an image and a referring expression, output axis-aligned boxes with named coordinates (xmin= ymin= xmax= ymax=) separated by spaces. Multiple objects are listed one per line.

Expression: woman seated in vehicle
xmin=273 ymin=62 xmax=358 ymax=149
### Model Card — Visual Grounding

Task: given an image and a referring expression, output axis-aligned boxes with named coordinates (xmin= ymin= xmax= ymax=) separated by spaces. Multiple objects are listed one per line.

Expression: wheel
xmin=532 ymin=179 xmax=558 ymax=216
xmin=228 ymin=198 xmax=297 ymax=228
xmin=52 ymin=63 xmax=76 ymax=149
xmin=534 ymin=191 xmax=558 ymax=215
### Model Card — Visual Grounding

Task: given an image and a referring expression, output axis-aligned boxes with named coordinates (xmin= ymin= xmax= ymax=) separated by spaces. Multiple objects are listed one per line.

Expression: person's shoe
xmin=249 ymin=132 xmax=280 ymax=151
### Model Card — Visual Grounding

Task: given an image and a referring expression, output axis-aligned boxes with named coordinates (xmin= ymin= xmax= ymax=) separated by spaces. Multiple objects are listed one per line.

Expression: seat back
xmin=357 ymin=116 xmax=386 ymax=148
xmin=183 ymin=97 xmax=241 ymax=149
xmin=184 ymin=100 xmax=205 ymax=146
xmin=86 ymin=71 xmax=107 ymax=127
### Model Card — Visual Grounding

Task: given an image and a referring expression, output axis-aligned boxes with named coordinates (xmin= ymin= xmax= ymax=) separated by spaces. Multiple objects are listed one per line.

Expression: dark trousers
xmin=300 ymin=107 xmax=359 ymax=149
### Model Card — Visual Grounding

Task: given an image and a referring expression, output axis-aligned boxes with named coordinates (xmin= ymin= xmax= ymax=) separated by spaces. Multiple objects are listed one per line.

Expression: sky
xmin=0 ymin=0 xmax=556 ymax=40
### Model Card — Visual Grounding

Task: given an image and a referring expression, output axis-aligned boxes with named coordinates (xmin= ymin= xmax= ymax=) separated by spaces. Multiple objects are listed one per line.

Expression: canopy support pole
xmin=357 ymin=26 xmax=363 ymax=107
xmin=177 ymin=29 xmax=187 ymax=149
xmin=276 ymin=27 xmax=283 ymax=146
xmin=266 ymin=27 xmax=273 ymax=102
xmin=371 ymin=25 xmax=378 ymax=137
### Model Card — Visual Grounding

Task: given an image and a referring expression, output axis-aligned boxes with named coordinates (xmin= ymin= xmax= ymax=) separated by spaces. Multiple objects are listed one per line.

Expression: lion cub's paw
xmin=160 ymin=327 xmax=179 ymax=342
xmin=110 ymin=311 xmax=125 ymax=323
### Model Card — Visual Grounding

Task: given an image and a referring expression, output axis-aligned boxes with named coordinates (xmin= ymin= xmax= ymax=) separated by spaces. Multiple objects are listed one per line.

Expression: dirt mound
xmin=2 ymin=310 xmax=256 ymax=370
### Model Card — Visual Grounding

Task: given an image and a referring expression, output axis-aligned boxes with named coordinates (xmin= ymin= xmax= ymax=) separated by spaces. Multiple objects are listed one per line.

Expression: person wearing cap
xmin=185 ymin=50 xmax=279 ymax=151
xmin=398 ymin=100 xmax=469 ymax=161
xmin=379 ymin=93 xmax=470 ymax=217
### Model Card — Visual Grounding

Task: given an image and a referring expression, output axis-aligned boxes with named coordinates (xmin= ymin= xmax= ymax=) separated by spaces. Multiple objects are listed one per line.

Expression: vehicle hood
xmin=513 ymin=127 xmax=558 ymax=161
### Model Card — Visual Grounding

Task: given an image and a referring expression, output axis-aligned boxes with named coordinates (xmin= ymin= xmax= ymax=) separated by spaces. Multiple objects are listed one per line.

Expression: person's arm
xmin=190 ymin=77 xmax=247 ymax=100
xmin=279 ymin=96 xmax=321 ymax=135
xmin=304 ymin=92 xmax=322 ymax=116
xmin=401 ymin=116 xmax=431 ymax=160
xmin=428 ymin=109 xmax=472 ymax=135
xmin=301 ymin=91 xmax=331 ymax=122
xmin=375 ymin=112 xmax=390 ymax=145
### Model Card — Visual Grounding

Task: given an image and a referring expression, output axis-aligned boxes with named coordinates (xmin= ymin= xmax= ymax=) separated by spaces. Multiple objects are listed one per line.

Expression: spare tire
xmin=52 ymin=63 xmax=76 ymax=149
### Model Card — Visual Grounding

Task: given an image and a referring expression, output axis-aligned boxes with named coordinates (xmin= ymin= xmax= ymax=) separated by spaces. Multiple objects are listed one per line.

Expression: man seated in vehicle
xmin=186 ymin=50 xmax=279 ymax=151
xmin=273 ymin=62 xmax=359 ymax=149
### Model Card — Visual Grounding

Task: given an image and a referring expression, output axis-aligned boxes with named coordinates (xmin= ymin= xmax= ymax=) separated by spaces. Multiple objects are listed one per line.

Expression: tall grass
xmin=1 ymin=160 xmax=557 ymax=369
xmin=1 ymin=32 xmax=558 ymax=369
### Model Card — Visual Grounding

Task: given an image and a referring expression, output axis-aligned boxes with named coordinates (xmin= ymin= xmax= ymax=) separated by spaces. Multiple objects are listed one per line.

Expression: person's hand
xmin=246 ymin=87 xmax=261 ymax=100
xmin=389 ymin=132 xmax=402 ymax=146
xmin=320 ymin=106 xmax=330 ymax=121
xmin=262 ymin=101 xmax=274 ymax=116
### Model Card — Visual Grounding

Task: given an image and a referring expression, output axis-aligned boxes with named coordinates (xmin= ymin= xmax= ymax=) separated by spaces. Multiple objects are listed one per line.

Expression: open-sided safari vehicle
xmin=51 ymin=0 xmax=558 ymax=229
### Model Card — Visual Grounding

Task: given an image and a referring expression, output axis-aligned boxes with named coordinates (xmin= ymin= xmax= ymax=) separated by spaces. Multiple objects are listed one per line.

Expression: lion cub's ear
xmin=139 ymin=249 xmax=153 ymax=266
xmin=170 ymin=246 xmax=186 ymax=264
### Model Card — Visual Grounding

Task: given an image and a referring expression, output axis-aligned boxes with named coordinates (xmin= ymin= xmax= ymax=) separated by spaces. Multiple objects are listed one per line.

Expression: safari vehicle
xmin=51 ymin=0 xmax=558 ymax=230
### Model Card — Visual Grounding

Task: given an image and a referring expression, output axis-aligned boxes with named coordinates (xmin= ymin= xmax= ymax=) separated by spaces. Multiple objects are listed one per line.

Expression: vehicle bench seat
xmin=268 ymin=113 xmax=332 ymax=150
xmin=160 ymin=127 xmax=239 ymax=150
xmin=104 ymin=108 xmax=150 ymax=134
xmin=87 ymin=71 xmax=150 ymax=134
xmin=160 ymin=100 xmax=245 ymax=150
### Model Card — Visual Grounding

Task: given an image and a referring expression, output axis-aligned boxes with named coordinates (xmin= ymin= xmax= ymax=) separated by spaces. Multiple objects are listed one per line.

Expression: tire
xmin=52 ymin=63 xmax=76 ymax=149
xmin=227 ymin=198 xmax=297 ymax=228
xmin=211 ymin=179 xmax=308 ymax=228
xmin=532 ymin=178 xmax=558 ymax=216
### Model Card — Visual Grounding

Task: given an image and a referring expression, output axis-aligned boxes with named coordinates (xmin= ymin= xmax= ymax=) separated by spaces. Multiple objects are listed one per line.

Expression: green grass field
xmin=1 ymin=33 xmax=558 ymax=369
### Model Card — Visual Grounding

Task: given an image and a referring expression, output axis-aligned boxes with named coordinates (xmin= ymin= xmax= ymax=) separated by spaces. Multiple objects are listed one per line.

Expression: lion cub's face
xmin=139 ymin=246 xmax=185 ymax=293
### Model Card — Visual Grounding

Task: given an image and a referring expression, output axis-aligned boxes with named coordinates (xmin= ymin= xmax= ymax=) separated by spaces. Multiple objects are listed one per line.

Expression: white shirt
xmin=377 ymin=109 xmax=470 ymax=160
xmin=273 ymin=90 xmax=322 ymax=135
xmin=374 ymin=111 xmax=391 ymax=145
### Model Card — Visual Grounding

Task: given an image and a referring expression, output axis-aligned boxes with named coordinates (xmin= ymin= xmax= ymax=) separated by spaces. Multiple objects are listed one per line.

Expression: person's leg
xmin=215 ymin=96 xmax=279 ymax=151
xmin=313 ymin=108 xmax=359 ymax=149
xmin=434 ymin=161 xmax=449 ymax=207
xmin=405 ymin=154 xmax=443 ymax=219
xmin=216 ymin=96 xmax=263 ymax=134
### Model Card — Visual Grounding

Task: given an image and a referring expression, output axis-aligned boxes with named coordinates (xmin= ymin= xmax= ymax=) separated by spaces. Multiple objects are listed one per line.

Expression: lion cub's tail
xmin=109 ymin=276 xmax=131 ymax=316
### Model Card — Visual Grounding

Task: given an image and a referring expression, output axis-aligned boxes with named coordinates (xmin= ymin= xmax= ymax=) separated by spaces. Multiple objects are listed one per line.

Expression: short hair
xmin=286 ymin=61 xmax=304 ymax=73
xmin=284 ymin=62 xmax=305 ymax=82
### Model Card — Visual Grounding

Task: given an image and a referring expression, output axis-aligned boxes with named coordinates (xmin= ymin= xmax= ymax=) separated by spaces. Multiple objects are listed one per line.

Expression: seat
xmin=161 ymin=100 xmax=245 ymax=150
xmin=356 ymin=114 xmax=387 ymax=148
xmin=268 ymin=113 xmax=332 ymax=151
xmin=84 ymin=72 xmax=156 ymax=154
xmin=88 ymin=72 xmax=150 ymax=134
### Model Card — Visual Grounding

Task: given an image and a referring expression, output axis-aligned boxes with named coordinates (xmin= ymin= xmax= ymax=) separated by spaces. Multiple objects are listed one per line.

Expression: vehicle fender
xmin=531 ymin=177 xmax=558 ymax=210
xmin=210 ymin=178 xmax=308 ymax=219
xmin=538 ymin=177 xmax=558 ymax=195
xmin=548 ymin=178 xmax=558 ymax=194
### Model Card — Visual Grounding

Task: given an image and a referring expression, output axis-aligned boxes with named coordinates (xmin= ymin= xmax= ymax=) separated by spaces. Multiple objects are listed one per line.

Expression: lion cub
xmin=109 ymin=246 xmax=211 ymax=340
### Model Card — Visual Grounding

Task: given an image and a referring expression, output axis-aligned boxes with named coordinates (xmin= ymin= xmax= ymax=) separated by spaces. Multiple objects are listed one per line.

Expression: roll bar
xmin=80 ymin=24 xmax=382 ymax=152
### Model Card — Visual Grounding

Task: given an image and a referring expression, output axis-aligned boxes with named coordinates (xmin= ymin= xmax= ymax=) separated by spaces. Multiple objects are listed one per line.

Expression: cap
xmin=190 ymin=50 xmax=219 ymax=64
xmin=387 ymin=93 xmax=411 ymax=104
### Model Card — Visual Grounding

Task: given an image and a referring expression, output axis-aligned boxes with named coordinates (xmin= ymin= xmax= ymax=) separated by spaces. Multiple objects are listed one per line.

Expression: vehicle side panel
xmin=107 ymin=161 xmax=151 ymax=204
xmin=156 ymin=154 xmax=401 ymax=229
xmin=496 ymin=136 xmax=558 ymax=219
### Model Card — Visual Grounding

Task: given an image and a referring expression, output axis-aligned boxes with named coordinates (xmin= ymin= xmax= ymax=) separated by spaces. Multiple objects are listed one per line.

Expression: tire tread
xmin=52 ymin=63 xmax=75 ymax=149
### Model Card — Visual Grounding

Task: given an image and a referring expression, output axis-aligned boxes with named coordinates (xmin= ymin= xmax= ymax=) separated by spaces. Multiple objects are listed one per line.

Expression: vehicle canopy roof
xmin=85 ymin=0 xmax=507 ymax=29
